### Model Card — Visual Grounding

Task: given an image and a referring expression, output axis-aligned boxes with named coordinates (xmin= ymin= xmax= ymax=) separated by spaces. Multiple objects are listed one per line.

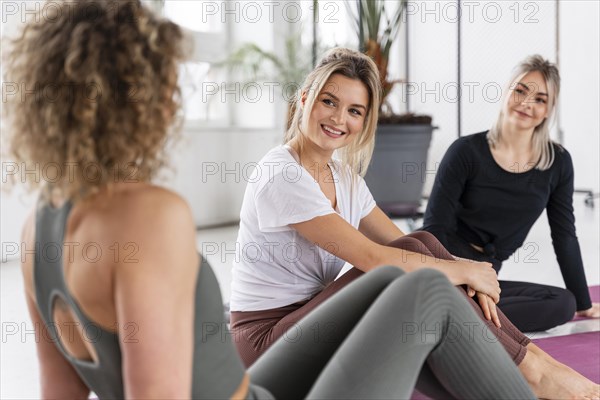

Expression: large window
xmin=157 ymin=0 xmax=298 ymax=129
xmin=160 ymin=0 xmax=230 ymax=127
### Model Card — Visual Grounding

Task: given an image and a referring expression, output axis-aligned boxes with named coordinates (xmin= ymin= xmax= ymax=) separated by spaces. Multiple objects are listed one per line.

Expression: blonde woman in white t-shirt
xmin=231 ymin=48 xmax=592 ymax=398
xmin=230 ymin=48 xmax=598 ymax=399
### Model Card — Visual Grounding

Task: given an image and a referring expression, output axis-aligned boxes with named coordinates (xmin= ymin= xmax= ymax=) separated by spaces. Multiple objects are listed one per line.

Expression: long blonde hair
xmin=285 ymin=48 xmax=382 ymax=176
xmin=488 ymin=55 xmax=561 ymax=170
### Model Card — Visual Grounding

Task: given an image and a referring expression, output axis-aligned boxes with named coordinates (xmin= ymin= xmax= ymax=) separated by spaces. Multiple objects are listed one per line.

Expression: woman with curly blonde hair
xmin=6 ymin=2 xmax=181 ymax=200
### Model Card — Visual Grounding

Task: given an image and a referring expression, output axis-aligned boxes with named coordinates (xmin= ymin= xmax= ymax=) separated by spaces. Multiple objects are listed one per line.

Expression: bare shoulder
xmin=108 ymin=184 xmax=192 ymax=223
xmin=97 ymin=184 xmax=199 ymax=273
xmin=78 ymin=183 xmax=196 ymax=247
xmin=121 ymin=185 xmax=196 ymax=251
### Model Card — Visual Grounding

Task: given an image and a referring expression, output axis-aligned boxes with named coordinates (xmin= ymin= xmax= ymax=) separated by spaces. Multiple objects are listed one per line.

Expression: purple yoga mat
xmin=533 ymin=331 xmax=600 ymax=382
xmin=590 ymin=285 xmax=600 ymax=302
xmin=573 ymin=285 xmax=600 ymax=321
xmin=411 ymin=286 xmax=600 ymax=399
xmin=412 ymin=331 xmax=600 ymax=399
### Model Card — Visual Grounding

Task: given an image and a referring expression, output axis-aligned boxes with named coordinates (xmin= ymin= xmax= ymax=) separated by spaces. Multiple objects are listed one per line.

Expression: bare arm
xmin=23 ymin=293 xmax=91 ymax=399
xmin=291 ymin=211 xmax=500 ymax=301
xmin=115 ymin=192 xmax=200 ymax=398
xmin=358 ymin=206 xmax=405 ymax=244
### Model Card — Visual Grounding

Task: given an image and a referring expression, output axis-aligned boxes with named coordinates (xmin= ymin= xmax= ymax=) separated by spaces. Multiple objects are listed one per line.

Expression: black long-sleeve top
xmin=423 ymin=131 xmax=592 ymax=311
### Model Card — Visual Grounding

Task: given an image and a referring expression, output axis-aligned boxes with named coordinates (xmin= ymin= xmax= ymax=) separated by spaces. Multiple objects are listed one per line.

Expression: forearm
xmin=355 ymin=242 xmax=501 ymax=303
xmin=553 ymin=237 xmax=592 ymax=310
xmin=360 ymin=245 xmax=468 ymax=286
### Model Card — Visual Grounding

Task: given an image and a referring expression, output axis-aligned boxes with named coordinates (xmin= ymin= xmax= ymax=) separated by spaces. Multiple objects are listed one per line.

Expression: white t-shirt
xmin=230 ymin=145 xmax=377 ymax=312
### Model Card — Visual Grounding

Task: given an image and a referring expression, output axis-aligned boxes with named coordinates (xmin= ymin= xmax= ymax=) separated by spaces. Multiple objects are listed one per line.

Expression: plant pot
xmin=364 ymin=124 xmax=435 ymax=216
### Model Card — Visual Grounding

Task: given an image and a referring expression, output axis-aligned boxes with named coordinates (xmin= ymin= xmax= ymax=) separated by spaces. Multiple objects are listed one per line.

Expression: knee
xmin=371 ymin=265 xmax=405 ymax=282
xmin=409 ymin=230 xmax=439 ymax=243
xmin=407 ymin=268 xmax=451 ymax=289
xmin=386 ymin=236 xmax=422 ymax=251
xmin=409 ymin=231 xmax=447 ymax=254
xmin=552 ymin=288 xmax=577 ymax=324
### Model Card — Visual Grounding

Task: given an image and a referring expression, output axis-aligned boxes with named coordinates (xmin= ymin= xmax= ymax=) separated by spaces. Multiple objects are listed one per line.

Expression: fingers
xmin=479 ymin=262 xmax=500 ymax=298
xmin=461 ymin=260 xmax=500 ymax=302
xmin=477 ymin=292 xmax=501 ymax=328
xmin=467 ymin=285 xmax=476 ymax=297
xmin=488 ymin=270 xmax=501 ymax=303
xmin=489 ymin=289 xmax=500 ymax=304
xmin=477 ymin=292 xmax=491 ymax=321
xmin=489 ymin=297 xmax=501 ymax=328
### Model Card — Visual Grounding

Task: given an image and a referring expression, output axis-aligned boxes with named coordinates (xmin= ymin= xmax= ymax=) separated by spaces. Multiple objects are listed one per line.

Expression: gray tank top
xmin=33 ymin=199 xmax=273 ymax=399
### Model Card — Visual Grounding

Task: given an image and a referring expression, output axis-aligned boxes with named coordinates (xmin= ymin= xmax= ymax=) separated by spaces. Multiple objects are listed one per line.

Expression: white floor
xmin=1 ymin=193 xmax=599 ymax=398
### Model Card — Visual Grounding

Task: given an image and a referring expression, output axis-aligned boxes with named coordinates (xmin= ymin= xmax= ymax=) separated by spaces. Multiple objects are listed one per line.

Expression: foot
xmin=519 ymin=349 xmax=600 ymax=399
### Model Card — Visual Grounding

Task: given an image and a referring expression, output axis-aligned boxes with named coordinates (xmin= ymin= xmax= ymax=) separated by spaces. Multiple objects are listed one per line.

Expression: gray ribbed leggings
xmin=248 ymin=267 xmax=535 ymax=399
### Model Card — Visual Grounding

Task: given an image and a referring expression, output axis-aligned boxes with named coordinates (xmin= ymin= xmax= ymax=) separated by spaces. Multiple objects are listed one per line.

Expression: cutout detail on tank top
xmin=51 ymin=294 xmax=100 ymax=365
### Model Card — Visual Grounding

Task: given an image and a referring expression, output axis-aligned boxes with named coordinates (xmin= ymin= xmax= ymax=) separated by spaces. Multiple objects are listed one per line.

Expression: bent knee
xmin=371 ymin=265 xmax=405 ymax=281
xmin=553 ymin=288 xmax=577 ymax=324
xmin=408 ymin=268 xmax=450 ymax=287
xmin=387 ymin=236 xmax=423 ymax=251
xmin=409 ymin=230 xmax=438 ymax=242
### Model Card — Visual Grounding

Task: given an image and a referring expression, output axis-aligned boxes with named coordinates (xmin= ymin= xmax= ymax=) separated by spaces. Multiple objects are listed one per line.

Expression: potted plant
xmin=347 ymin=0 xmax=435 ymax=218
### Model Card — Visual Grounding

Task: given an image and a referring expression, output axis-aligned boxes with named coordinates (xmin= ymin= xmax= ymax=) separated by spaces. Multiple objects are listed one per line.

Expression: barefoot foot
xmin=519 ymin=350 xmax=600 ymax=399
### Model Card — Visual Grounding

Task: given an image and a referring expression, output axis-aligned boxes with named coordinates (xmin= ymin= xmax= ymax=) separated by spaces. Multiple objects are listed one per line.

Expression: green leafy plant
xmin=346 ymin=0 xmax=407 ymax=115
xmin=221 ymin=34 xmax=313 ymax=90
xmin=220 ymin=31 xmax=325 ymax=128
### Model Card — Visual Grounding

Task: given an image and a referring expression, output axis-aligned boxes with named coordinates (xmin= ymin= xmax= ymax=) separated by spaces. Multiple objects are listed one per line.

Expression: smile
xmin=321 ymin=124 xmax=346 ymax=138
xmin=515 ymin=110 xmax=531 ymax=118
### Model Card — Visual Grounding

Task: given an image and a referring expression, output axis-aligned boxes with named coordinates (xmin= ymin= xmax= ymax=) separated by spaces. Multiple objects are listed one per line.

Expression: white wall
xmin=160 ymin=127 xmax=281 ymax=227
xmin=2 ymin=0 xmax=599 ymax=262
xmin=410 ymin=0 xmax=599 ymax=195
xmin=406 ymin=0 xmax=459 ymax=194
xmin=559 ymin=1 xmax=600 ymax=193
xmin=2 ymin=2 xmax=37 ymax=261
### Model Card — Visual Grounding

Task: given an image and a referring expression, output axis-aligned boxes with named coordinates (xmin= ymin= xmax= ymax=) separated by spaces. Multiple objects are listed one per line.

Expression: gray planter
xmin=365 ymin=124 xmax=435 ymax=216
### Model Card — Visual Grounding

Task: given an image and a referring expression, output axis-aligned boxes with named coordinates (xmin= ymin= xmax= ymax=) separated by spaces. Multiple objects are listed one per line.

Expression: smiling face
xmin=301 ymin=73 xmax=370 ymax=156
xmin=504 ymin=70 xmax=550 ymax=132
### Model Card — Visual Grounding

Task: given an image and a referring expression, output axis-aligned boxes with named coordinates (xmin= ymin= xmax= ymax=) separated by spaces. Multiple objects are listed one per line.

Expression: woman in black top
xmin=423 ymin=55 xmax=599 ymax=332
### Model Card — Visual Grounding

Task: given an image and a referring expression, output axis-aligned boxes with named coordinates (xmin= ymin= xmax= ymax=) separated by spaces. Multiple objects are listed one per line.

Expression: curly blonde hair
xmin=3 ymin=0 xmax=185 ymax=200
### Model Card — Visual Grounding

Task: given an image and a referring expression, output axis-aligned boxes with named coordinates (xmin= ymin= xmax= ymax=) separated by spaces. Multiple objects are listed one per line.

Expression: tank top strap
xmin=33 ymin=198 xmax=73 ymax=326
xmin=33 ymin=197 xmax=124 ymax=398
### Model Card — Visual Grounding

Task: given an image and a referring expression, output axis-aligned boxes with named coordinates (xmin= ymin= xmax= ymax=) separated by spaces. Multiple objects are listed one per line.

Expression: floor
xmin=1 ymin=193 xmax=598 ymax=398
